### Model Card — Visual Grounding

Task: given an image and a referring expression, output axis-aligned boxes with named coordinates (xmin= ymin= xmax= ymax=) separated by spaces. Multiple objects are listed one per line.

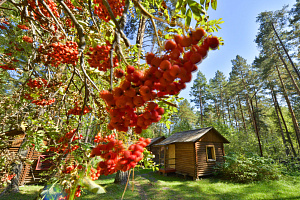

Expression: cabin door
xmin=168 ymin=144 xmax=176 ymax=169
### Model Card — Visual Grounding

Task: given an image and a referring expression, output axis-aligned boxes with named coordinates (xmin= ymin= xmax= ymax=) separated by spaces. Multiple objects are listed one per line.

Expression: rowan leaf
xmin=186 ymin=9 xmax=192 ymax=27
xmin=211 ymin=0 xmax=217 ymax=10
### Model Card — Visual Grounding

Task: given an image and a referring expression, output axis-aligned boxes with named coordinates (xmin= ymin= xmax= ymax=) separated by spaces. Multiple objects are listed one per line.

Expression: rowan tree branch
xmin=88 ymin=0 xmax=101 ymax=33
xmin=101 ymin=0 xmax=130 ymax=47
xmin=132 ymin=0 xmax=172 ymax=48
xmin=39 ymin=0 xmax=67 ymax=37
xmin=58 ymin=0 xmax=85 ymax=49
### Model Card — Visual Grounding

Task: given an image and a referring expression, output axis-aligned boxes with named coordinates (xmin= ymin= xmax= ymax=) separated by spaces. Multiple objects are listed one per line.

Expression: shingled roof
xmin=147 ymin=136 xmax=166 ymax=147
xmin=154 ymin=127 xmax=229 ymax=146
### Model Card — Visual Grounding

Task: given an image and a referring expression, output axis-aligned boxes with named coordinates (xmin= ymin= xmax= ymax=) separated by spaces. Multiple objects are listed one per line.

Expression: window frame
xmin=206 ymin=145 xmax=216 ymax=162
xmin=35 ymin=155 xmax=54 ymax=170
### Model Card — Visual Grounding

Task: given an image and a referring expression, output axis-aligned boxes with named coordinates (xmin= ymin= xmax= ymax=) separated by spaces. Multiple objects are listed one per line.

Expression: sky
xmin=178 ymin=0 xmax=297 ymax=102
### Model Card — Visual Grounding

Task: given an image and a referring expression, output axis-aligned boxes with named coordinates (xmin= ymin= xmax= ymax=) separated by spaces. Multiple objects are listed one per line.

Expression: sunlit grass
xmin=1 ymin=169 xmax=300 ymax=200
xmin=1 ymin=185 xmax=43 ymax=200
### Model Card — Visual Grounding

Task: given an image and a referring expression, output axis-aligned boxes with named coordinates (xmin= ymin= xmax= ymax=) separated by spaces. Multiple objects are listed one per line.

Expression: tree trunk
xmin=6 ymin=162 xmax=22 ymax=193
xmin=232 ymin=102 xmax=239 ymax=130
xmin=271 ymin=22 xmax=300 ymax=80
xmin=199 ymin=86 xmax=203 ymax=127
xmin=254 ymin=91 xmax=260 ymax=133
xmin=270 ymin=85 xmax=290 ymax=157
xmin=276 ymin=98 xmax=297 ymax=157
xmin=270 ymin=83 xmax=297 ymax=157
xmin=249 ymin=97 xmax=263 ymax=157
xmin=274 ymin=42 xmax=300 ymax=96
xmin=220 ymin=87 xmax=225 ymax=124
xmin=237 ymin=95 xmax=247 ymax=132
xmin=136 ymin=16 xmax=147 ymax=65
xmin=275 ymin=65 xmax=300 ymax=149
xmin=240 ymin=75 xmax=263 ymax=156
xmin=226 ymin=99 xmax=232 ymax=127
xmin=114 ymin=170 xmax=129 ymax=185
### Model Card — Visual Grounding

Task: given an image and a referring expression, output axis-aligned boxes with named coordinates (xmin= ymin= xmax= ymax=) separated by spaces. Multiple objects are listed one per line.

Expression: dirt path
xmin=134 ymin=177 xmax=148 ymax=200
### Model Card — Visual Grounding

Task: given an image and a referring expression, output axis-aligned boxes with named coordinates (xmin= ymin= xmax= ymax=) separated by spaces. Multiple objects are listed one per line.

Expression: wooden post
xmin=164 ymin=146 xmax=166 ymax=170
xmin=158 ymin=146 xmax=161 ymax=168
xmin=194 ymin=142 xmax=199 ymax=181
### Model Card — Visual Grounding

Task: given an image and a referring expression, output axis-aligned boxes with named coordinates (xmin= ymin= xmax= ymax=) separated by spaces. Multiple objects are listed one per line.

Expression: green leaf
xmin=185 ymin=9 xmax=192 ymax=27
xmin=164 ymin=8 xmax=170 ymax=22
xmin=200 ymin=0 xmax=205 ymax=5
xmin=211 ymin=0 xmax=217 ymax=10
xmin=205 ymin=0 xmax=210 ymax=10
xmin=175 ymin=0 xmax=184 ymax=10
xmin=181 ymin=3 xmax=187 ymax=16
xmin=188 ymin=0 xmax=204 ymax=19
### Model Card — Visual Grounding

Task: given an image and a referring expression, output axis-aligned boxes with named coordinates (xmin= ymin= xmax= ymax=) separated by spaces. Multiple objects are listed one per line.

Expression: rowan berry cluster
xmin=93 ymin=0 xmax=126 ymax=22
xmin=27 ymin=78 xmax=48 ymax=88
xmin=22 ymin=35 xmax=33 ymax=43
xmin=117 ymin=137 xmax=151 ymax=171
xmin=27 ymin=0 xmax=59 ymax=20
xmin=75 ymin=186 xmax=81 ymax=197
xmin=1 ymin=173 xmax=15 ymax=182
xmin=0 ymin=19 xmax=9 ymax=29
xmin=91 ymin=134 xmax=151 ymax=175
xmin=0 ymin=64 xmax=15 ymax=70
xmin=17 ymin=24 xmax=29 ymax=30
xmin=24 ymin=93 xmax=33 ymax=100
xmin=65 ymin=186 xmax=81 ymax=198
xmin=49 ymin=129 xmax=82 ymax=154
xmin=65 ymin=18 xmax=74 ymax=28
xmin=114 ymin=68 xmax=125 ymax=78
xmin=65 ymin=0 xmax=75 ymax=10
xmin=89 ymin=166 xmax=100 ymax=181
xmin=62 ymin=164 xmax=78 ymax=174
xmin=100 ymin=28 xmax=219 ymax=134
xmin=31 ymin=98 xmax=56 ymax=106
xmin=67 ymin=103 xmax=92 ymax=115
xmin=87 ymin=42 xmax=119 ymax=71
xmin=25 ymin=78 xmax=59 ymax=106
xmin=42 ymin=41 xmax=78 ymax=67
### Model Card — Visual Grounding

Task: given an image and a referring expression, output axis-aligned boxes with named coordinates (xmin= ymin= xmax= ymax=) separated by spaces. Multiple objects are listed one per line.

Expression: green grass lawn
xmin=1 ymin=169 xmax=300 ymax=200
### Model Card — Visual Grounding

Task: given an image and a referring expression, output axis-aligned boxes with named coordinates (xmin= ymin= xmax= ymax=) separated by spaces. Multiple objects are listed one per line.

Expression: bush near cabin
xmin=214 ymin=153 xmax=281 ymax=183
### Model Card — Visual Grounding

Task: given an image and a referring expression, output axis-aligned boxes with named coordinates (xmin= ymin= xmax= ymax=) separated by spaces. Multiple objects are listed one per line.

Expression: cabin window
xmin=36 ymin=155 xmax=54 ymax=170
xmin=206 ymin=145 xmax=216 ymax=161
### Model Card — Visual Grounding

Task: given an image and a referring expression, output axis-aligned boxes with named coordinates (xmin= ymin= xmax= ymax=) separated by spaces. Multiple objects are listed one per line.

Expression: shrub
xmin=214 ymin=153 xmax=281 ymax=183
xmin=279 ymin=156 xmax=300 ymax=176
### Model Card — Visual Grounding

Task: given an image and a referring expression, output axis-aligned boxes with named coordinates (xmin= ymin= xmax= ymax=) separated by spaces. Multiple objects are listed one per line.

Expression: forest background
xmin=145 ymin=0 xmax=300 ymax=161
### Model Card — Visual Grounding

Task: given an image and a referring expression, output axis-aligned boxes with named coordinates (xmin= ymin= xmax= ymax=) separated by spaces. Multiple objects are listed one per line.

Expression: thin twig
xmin=121 ymin=169 xmax=132 ymax=200
xmin=101 ymin=0 xmax=130 ymax=47
xmin=110 ymin=42 xmax=116 ymax=91
xmin=58 ymin=0 xmax=85 ymax=49
xmin=39 ymin=0 xmax=67 ymax=37
xmin=88 ymin=0 xmax=101 ymax=33
xmin=132 ymin=0 xmax=172 ymax=48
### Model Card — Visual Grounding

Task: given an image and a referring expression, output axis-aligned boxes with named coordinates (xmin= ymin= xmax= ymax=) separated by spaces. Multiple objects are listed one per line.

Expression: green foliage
xmin=136 ymin=148 xmax=159 ymax=171
xmin=280 ymin=156 xmax=300 ymax=175
xmin=214 ymin=153 xmax=281 ymax=183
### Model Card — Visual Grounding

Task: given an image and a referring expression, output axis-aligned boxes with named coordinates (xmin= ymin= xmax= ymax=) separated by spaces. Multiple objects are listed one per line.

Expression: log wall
xmin=195 ymin=142 xmax=224 ymax=177
xmin=175 ymin=143 xmax=195 ymax=177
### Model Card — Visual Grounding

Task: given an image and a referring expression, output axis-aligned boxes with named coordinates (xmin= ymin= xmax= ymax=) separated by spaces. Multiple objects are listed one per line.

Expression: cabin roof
xmin=147 ymin=136 xmax=166 ymax=147
xmin=154 ymin=127 xmax=229 ymax=146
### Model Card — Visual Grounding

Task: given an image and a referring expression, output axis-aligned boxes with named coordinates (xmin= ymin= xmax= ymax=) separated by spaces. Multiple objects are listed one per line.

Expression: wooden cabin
xmin=146 ymin=136 xmax=166 ymax=164
xmin=2 ymin=130 xmax=55 ymax=185
xmin=154 ymin=127 xmax=229 ymax=180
